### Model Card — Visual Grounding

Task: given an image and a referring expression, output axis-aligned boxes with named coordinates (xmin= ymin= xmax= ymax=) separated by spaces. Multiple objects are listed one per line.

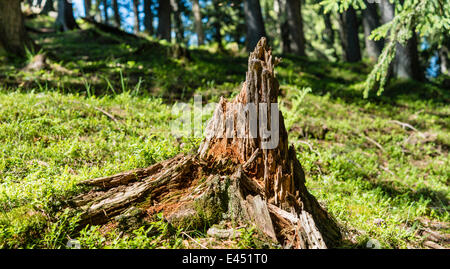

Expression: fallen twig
xmin=380 ymin=165 xmax=395 ymax=177
xmin=360 ymin=134 xmax=385 ymax=152
xmin=181 ymin=232 xmax=208 ymax=249
xmin=70 ymin=100 xmax=120 ymax=125
xmin=298 ymin=140 xmax=321 ymax=157
xmin=389 ymin=120 xmax=418 ymax=132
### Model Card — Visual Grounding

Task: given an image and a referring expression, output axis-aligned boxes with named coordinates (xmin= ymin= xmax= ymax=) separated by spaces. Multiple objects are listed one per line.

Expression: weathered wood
xmin=245 ymin=195 xmax=278 ymax=242
xmin=79 ymin=156 xmax=178 ymax=188
xmin=72 ymin=37 xmax=341 ymax=248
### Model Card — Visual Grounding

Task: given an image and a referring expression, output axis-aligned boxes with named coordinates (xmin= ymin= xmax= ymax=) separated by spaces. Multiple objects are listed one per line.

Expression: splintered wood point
xmin=72 ymin=37 xmax=341 ymax=249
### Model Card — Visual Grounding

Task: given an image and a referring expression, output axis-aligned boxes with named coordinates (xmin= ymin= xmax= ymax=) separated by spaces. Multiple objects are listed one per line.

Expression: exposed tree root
xmin=70 ymin=38 xmax=341 ymax=248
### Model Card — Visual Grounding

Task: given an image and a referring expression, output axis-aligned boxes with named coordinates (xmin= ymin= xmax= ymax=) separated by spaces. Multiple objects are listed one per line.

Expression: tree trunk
xmin=55 ymin=0 xmax=79 ymax=31
xmin=132 ymin=0 xmax=140 ymax=33
xmin=394 ymin=31 xmax=422 ymax=80
xmin=71 ymin=38 xmax=342 ymax=249
xmin=84 ymin=0 xmax=91 ymax=17
xmin=94 ymin=0 xmax=102 ymax=22
xmin=379 ymin=0 xmax=421 ymax=80
xmin=285 ymin=0 xmax=306 ymax=56
xmin=244 ymin=0 xmax=267 ymax=52
xmin=322 ymin=11 xmax=338 ymax=60
xmin=101 ymin=0 xmax=108 ymax=24
xmin=111 ymin=0 xmax=121 ymax=27
xmin=157 ymin=0 xmax=171 ymax=41
xmin=211 ymin=0 xmax=223 ymax=50
xmin=440 ymin=45 xmax=449 ymax=75
xmin=323 ymin=12 xmax=334 ymax=47
xmin=274 ymin=0 xmax=290 ymax=54
xmin=338 ymin=7 xmax=361 ymax=62
xmin=379 ymin=0 xmax=394 ymax=24
xmin=0 ymin=0 xmax=34 ymax=57
xmin=362 ymin=0 xmax=383 ymax=60
xmin=192 ymin=0 xmax=204 ymax=46
xmin=40 ymin=0 xmax=55 ymax=15
xmin=171 ymin=0 xmax=184 ymax=43
xmin=103 ymin=0 xmax=109 ymax=24
xmin=378 ymin=0 xmax=395 ymax=79
xmin=143 ymin=0 xmax=153 ymax=34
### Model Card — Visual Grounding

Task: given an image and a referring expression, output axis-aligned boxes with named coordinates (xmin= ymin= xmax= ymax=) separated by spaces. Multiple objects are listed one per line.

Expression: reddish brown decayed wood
xmin=72 ymin=37 xmax=341 ymax=249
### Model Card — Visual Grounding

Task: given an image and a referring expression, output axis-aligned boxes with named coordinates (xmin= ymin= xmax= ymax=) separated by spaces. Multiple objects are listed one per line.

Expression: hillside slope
xmin=0 ymin=18 xmax=448 ymax=249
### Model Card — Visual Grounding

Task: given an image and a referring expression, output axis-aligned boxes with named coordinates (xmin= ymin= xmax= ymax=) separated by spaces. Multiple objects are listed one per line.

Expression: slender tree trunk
xmin=133 ymin=0 xmax=140 ymax=33
xmin=322 ymin=11 xmax=339 ymax=60
xmin=378 ymin=0 xmax=395 ymax=79
xmin=244 ymin=0 xmax=266 ymax=51
xmin=379 ymin=0 xmax=394 ymax=24
xmin=192 ymin=0 xmax=204 ymax=45
xmin=157 ymin=0 xmax=171 ymax=41
xmin=84 ymin=0 xmax=91 ymax=17
xmin=55 ymin=0 xmax=79 ymax=31
xmin=94 ymin=0 xmax=102 ymax=22
xmin=101 ymin=0 xmax=108 ymax=24
xmin=111 ymin=0 xmax=120 ymax=27
xmin=323 ymin=12 xmax=334 ymax=47
xmin=40 ymin=0 xmax=55 ymax=15
xmin=212 ymin=19 xmax=222 ymax=48
xmin=0 ymin=0 xmax=34 ymax=57
xmin=379 ymin=0 xmax=421 ymax=80
xmin=274 ymin=0 xmax=289 ymax=54
xmin=394 ymin=31 xmax=422 ymax=80
xmin=362 ymin=0 xmax=383 ymax=60
xmin=338 ymin=7 xmax=361 ymax=62
xmin=285 ymin=0 xmax=306 ymax=56
xmin=171 ymin=0 xmax=184 ymax=43
xmin=143 ymin=0 xmax=153 ymax=34
xmin=440 ymin=46 xmax=449 ymax=75
xmin=209 ymin=0 xmax=224 ymax=49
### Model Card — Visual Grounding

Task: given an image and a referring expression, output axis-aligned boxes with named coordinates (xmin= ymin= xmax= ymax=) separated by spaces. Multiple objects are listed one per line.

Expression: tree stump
xmin=71 ymin=38 xmax=341 ymax=248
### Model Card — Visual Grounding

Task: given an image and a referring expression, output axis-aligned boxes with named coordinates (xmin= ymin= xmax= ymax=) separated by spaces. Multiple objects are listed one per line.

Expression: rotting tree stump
xmin=71 ymin=38 xmax=341 ymax=249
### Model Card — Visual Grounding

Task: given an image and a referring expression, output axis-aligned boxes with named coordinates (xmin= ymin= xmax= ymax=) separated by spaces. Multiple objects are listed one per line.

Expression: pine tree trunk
xmin=274 ymin=0 xmax=290 ymax=54
xmin=157 ymin=0 xmax=171 ymax=41
xmin=55 ymin=0 xmax=79 ymax=31
xmin=111 ymin=0 xmax=121 ymax=28
xmin=378 ymin=0 xmax=395 ymax=79
xmin=171 ymin=0 xmax=184 ymax=43
xmin=143 ymin=0 xmax=153 ymax=34
xmin=362 ymin=0 xmax=383 ymax=60
xmin=83 ymin=0 xmax=91 ymax=17
xmin=379 ymin=0 xmax=421 ymax=80
xmin=244 ymin=0 xmax=267 ymax=52
xmin=94 ymin=0 xmax=102 ymax=22
xmin=71 ymin=38 xmax=341 ymax=249
xmin=192 ymin=0 xmax=204 ymax=46
xmin=440 ymin=45 xmax=449 ymax=75
xmin=323 ymin=12 xmax=335 ymax=48
xmin=394 ymin=31 xmax=422 ymax=80
xmin=338 ymin=7 xmax=361 ymax=62
xmin=133 ymin=0 xmax=140 ymax=33
xmin=40 ymin=0 xmax=55 ymax=15
xmin=0 ymin=0 xmax=34 ymax=57
xmin=101 ymin=0 xmax=108 ymax=24
xmin=285 ymin=0 xmax=306 ymax=56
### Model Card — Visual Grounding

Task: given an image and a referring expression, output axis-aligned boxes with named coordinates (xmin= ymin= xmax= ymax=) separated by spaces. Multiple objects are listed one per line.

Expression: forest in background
xmin=0 ymin=0 xmax=448 ymax=249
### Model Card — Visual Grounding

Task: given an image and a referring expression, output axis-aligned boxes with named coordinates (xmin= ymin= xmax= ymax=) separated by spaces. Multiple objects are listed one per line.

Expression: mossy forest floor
xmin=0 ymin=16 xmax=448 ymax=249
